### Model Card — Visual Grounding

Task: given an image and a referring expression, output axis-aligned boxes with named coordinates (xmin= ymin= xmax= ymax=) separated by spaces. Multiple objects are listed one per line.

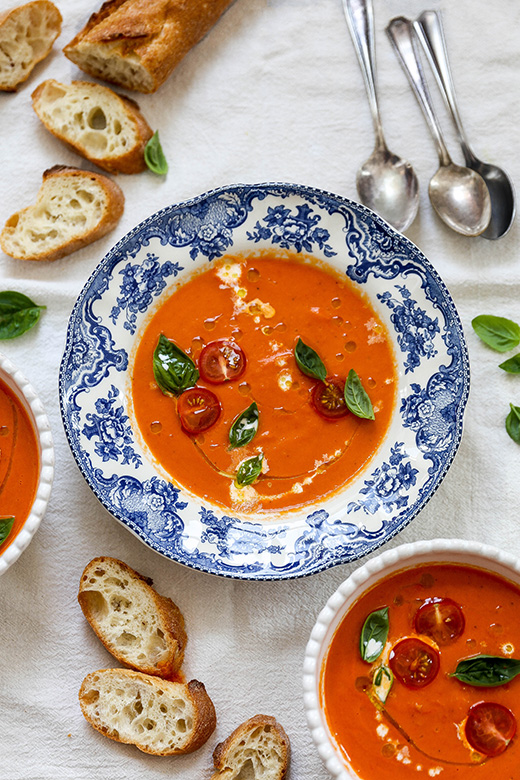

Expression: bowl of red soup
xmin=59 ymin=183 xmax=469 ymax=579
xmin=0 ymin=352 xmax=54 ymax=575
xmin=304 ymin=538 xmax=520 ymax=779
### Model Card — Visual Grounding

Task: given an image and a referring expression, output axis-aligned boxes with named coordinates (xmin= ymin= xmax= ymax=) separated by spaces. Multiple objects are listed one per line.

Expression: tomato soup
xmin=321 ymin=563 xmax=520 ymax=780
xmin=0 ymin=376 xmax=40 ymax=551
xmin=131 ymin=252 xmax=397 ymax=513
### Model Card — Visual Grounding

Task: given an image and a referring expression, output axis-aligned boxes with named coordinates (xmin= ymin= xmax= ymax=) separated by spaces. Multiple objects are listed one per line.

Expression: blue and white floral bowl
xmin=59 ymin=183 xmax=469 ymax=580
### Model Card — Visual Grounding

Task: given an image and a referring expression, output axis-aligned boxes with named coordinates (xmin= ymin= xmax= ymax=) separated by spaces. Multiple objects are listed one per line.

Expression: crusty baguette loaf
xmin=211 ymin=715 xmax=291 ymax=780
xmin=0 ymin=1 xmax=61 ymax=91
xmin=78 ymin=556 xmax=187 ymax=678
xmin=79 ymin=669 xmax=216 ymax=755
xmin=32 ymin=79 xmax=154 ymax=174
xmin=63 ymin=0 xmax=235 ymax=94
xmin=0 ymin=165 xmax=124 ymax=262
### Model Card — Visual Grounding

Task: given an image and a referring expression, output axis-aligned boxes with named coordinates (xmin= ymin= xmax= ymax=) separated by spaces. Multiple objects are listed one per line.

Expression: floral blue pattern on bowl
xmin=59 ymin=183 xmax=469 ymax=580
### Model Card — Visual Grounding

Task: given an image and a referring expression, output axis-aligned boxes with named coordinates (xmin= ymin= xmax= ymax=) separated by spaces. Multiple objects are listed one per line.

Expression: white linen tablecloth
xmin=1 ymin=0 xmax=519 ymax=777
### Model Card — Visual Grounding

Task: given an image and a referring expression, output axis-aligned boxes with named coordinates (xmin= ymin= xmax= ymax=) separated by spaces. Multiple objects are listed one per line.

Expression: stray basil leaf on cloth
xmin=471 ymin=314 xmax=520 ymax=353
xmin=499 ymin=354 xmax=520 ymax=373
xmin=0 ymin=291 xmax=45 ymax=339
xmin=144 ymin=130 xmax=168 ymax=175
xmin=506 ymin=403 xmax=520 ymax=444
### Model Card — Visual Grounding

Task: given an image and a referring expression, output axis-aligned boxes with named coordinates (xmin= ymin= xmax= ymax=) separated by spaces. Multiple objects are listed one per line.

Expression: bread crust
xmin=212 ymin=714 xmax=291 ymax=780
xmin=63 ymin=0 xmax=235 ymax=93
xmin=0 ymin=166 xmax=124 ymax=262
xmin=79 ymin=669 xmax=217 ymax=755
xmin=0 ymin=1 xmax=62 ymax=91
xmin=78 ymin=556 xmax=187 ymax=678
xmin=31 ymin=79 xmax=153 ymax=174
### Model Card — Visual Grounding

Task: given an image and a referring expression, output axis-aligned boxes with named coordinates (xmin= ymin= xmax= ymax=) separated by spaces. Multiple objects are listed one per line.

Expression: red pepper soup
xmin=131 ymin=252 xmax=397 ymax=513
xmin=321 ymin=563 xmax=520 ymax=780
xmin=0 ymin=376 xmax=40 ymax=551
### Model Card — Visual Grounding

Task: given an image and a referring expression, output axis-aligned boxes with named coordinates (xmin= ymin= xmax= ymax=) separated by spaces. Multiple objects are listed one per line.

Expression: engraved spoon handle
xmin=386 ymin=16 xmax=451 ymax=167
xmin=414 ymin=10 xmax=473 ymax=164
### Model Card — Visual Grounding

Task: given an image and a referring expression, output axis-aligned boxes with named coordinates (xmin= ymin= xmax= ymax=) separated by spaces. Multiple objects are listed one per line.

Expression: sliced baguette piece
xmin=63 ymin=0 xmax=235 ymax=94
xmin=32 ymin=79 xmax=154 ymax=174
xmin=211 ymin=715 xmax=291 ymax=780
xmin=0 ymin=1 xmax=62 ymax=91
xmin=78 ymin=556 xmax=187 ymax=678
xmin=79 ymin=669 xmax=216 ymax=755
xmin=0 ymin=165 xmax=124 ymax=262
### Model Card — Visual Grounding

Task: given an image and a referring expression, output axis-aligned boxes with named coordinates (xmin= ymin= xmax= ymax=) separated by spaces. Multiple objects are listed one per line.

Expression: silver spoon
xmin=414 ymin=10 xmax=515 ymax=240
xmin=342 ymin=0 xmax=419 ymax=232
xmin=386 ymin=17 xmax=491 ymax=237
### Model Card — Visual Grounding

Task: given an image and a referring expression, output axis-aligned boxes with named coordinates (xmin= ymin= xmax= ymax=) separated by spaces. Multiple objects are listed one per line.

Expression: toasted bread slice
xmin=79 ymin=669 xmax=216 ymax=755
xmin=32 ymin=79 xmax=153 ymax=174
xmin=211 ymin=715 xmax=291 ymax=780
xmin=63 ymin=0 xmax=235 ymax=93
xmin=0 ymin=165 xmax=124 ymax=261
xmin=78 ymin=556 xmax=187 ymax=678
xmin=0 ymin=1 xmax=62 ymax=91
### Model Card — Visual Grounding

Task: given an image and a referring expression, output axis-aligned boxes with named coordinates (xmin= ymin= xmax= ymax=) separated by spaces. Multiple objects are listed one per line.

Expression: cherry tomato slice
xmin=177 ymin=387 xmax=221 ymax=434
xmin=199 ymin=340 xmax=246 ymax=384
xmin=413 ymin=598 xmax=465 ymax=646
xmin=389 ymin=637 xmax=440 ymax=689
xmin=311 ymin=376 xmax=348 ymax=420
xmin=465 ymin=701 xmax=517 ymax=757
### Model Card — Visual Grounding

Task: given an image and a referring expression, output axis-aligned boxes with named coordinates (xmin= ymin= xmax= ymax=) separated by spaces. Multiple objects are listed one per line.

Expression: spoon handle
xmin=414 ymin=11 xmax=473 ymax=164
xmin=342 ymin=0 xmax=385 ymax=149
xmin=386 ymin=16 xmax=451 ymax=167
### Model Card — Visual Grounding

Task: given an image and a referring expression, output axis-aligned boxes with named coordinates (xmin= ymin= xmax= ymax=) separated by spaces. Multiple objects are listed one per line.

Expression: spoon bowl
xmin=429 ymin=162 xmax=491 ymax=237
xmin=357 ymin=146 xmax=419 ymax=232
xmin=343 ymin=0 xmax=419 ymax=232
xmin=415 ymin=11 xmax=515 ymax=240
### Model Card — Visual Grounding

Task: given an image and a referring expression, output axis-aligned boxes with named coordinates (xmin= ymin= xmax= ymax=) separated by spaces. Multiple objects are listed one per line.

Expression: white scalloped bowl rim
xmin=0 ymin=352 xmax=54 ymax=575
xmin=302 ymin=537 xmax=520 ymax=780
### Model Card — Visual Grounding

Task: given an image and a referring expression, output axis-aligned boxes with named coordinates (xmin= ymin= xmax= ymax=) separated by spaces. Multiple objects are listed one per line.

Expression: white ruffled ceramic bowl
xmin=0 ymin=352 xmax=54 ymax=575
xmin=303 ymin=538 xmax=520 ymax=780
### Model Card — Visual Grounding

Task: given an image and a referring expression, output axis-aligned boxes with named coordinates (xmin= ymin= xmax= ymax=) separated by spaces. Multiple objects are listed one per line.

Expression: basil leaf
xmin=373 ymin=664 xmax=394 ymax=703
xmin=0 ymin=291 xmax=45 ymax=339
xmin=0 ymin=516 xmax=15 ymax=545
xmin=235 ymin=453 xmax=263 ymax=487
xmin=153 ymin=334 xmax=199 ymax=396
xmin=345 ymin=369 xmax=375 ymax=420
xmin=499 ymin=354 xmax=520 ymax=373
xmin=229 ymin=402 xmax=259 ymax=449
xmin=506 ymin=403 xmax=520 ymax=444
xmin=472 ymin=315 xmax=520 ymax=353
xmin=451 ymin=655 xmax=520 ymax=687
xmin=144 ymin=131 xmax=168 ymax=175
xmin=294 ymin=338 xmax=327 ymax=382
xmin=360 ymin=607 xmax=389 ymax=662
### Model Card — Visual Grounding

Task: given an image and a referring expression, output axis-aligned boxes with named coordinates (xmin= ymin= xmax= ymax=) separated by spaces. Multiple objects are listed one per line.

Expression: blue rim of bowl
xmin=58 ymin=181 xmax=470 ymax=580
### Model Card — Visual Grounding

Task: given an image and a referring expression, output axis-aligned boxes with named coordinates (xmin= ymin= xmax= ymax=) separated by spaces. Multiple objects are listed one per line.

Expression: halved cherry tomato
xmin=413 ymin=598 xmax=465 ymax=646
xmin=177 ymin=387 xmax=221 ymax=434
xmin=311 ymin=376 xmax=348 ymax=420
xmin=199 ymin=340 xmax=246 ymax=384
xmin=389 ymin=637 xmax=440 ymax=689
xmin=465 ymin=701 xmax=517 ymax=757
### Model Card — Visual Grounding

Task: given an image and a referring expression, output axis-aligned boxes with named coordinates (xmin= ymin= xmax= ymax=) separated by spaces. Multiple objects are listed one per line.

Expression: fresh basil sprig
xmin=499 ymin=354 xmax=520 ymax=374
xmin=235 ymin=453 xmax=263 ymax=487
xmin=451 ymin=655 xmax=520 ymax=687
xmin=344 ymin=369 xmax=375 ymax=420
xmin=360 ymin=606 xmax=389 ymax=663
xmin=0 ymin=516 xmax=15 ymax=545
xmin=144 ymin=131 xmax=168 ymax=175
xmin=294 ymin=338 xmax=327 ymax=382
xmin=471 ymin=315 xmax=520 ymax=353
xmin=373 ymin=664 xmax=394 ymax=703
xmin=153 ymin=334 xmax=199 ymax=396
xmin=506 ymin=403 xmax=520 ymax=444
xmin=0 ymin=291 xmax=45 ymax=339
xmin=229 ymin=402 xmax=259 ymax=449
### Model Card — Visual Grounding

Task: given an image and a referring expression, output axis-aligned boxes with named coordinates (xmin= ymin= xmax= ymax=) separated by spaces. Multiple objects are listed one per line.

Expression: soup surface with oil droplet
xmin=131 ymin=252 xmax=397 ymax=513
